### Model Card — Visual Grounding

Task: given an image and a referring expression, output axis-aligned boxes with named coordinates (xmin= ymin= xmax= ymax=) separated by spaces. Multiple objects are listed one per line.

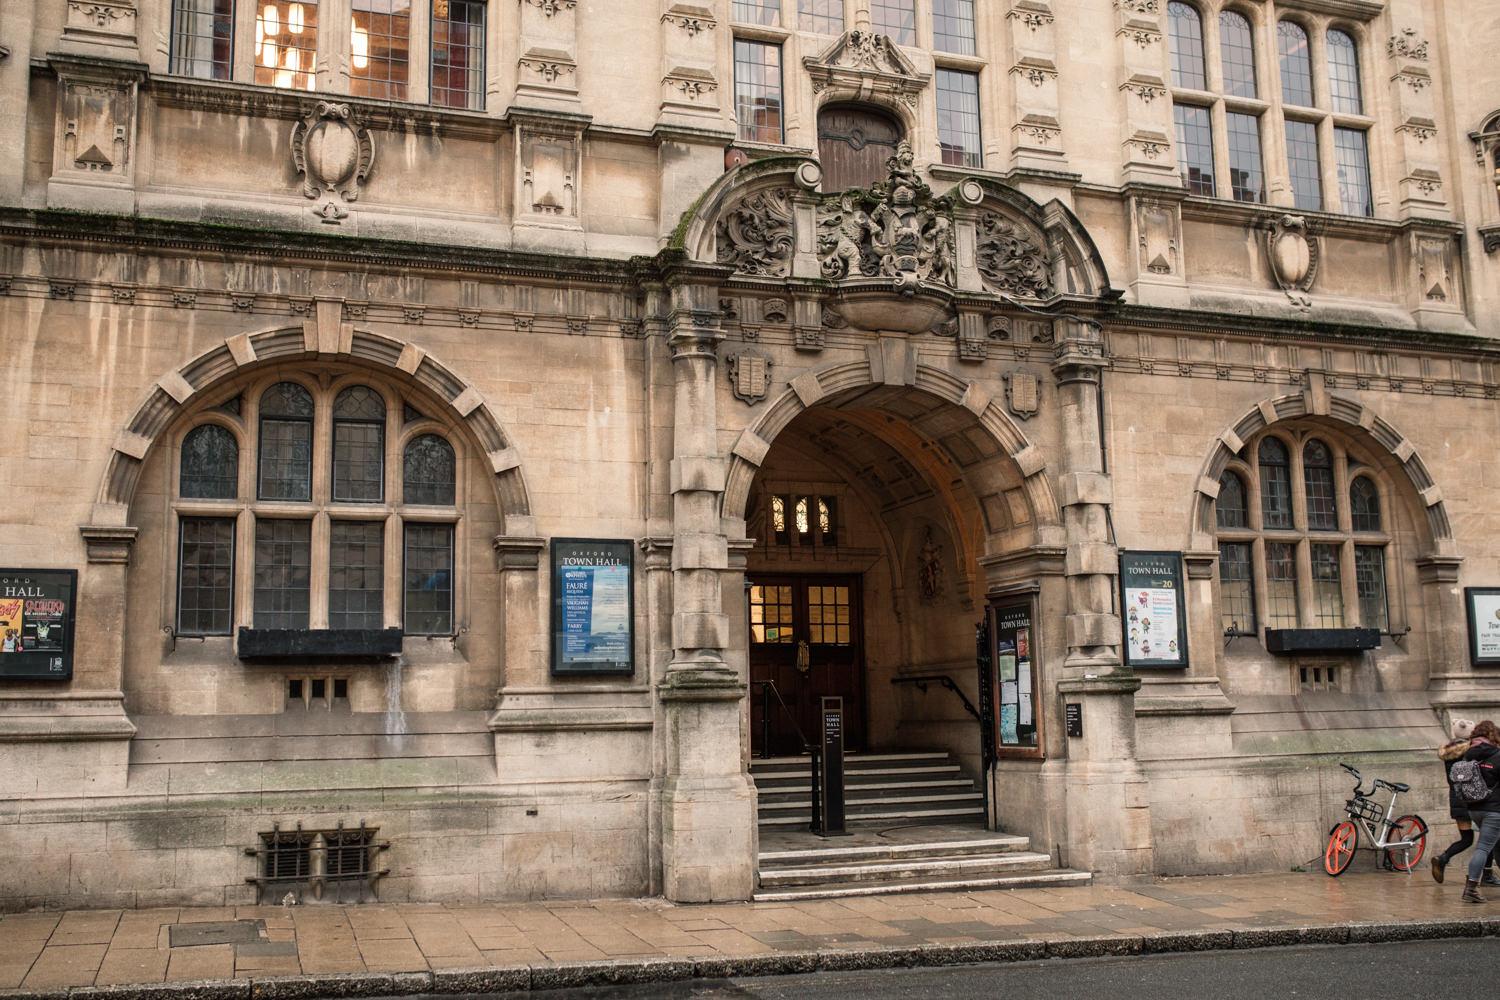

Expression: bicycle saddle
xmin=1375 ymin=779 xmax=1410 ymax=793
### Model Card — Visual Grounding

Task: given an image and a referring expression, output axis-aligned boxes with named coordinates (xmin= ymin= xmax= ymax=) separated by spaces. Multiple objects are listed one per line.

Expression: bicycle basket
xmin=1346 ymin=796 xmax=1384 ymax=824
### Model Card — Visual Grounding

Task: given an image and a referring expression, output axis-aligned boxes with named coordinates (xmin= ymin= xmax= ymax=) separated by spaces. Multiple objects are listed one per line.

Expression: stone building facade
xmin=0 ymin=0 xmax=1498 ymax=908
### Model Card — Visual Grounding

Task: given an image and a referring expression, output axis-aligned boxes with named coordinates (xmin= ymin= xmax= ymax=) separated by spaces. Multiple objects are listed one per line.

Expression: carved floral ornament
xmin=1387 ymin=28 xmax=1429 ymax=61
xmin=290 ymin=102 xmax=375 ymax=223
xmin=522 ymin=0 xmax=575 ymax=16
xmin=716 ymin=190 xmax=794 ymax=277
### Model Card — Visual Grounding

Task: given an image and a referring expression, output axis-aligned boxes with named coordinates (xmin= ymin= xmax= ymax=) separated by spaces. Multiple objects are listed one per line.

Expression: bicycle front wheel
xmin=1385 ymin=814 xmax=1429 ymax=872
xmin=1325 ymin=820 xmax=1359 ymax=876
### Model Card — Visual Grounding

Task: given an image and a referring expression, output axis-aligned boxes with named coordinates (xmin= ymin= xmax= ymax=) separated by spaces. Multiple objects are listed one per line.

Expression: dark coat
xmin=1461 ymin=740 xmax=1500 ymax=815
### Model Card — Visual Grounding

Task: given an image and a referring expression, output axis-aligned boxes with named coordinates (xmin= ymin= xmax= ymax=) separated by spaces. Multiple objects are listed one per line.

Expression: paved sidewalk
xmin=3 ymin=870 xmax=1499 ymax=997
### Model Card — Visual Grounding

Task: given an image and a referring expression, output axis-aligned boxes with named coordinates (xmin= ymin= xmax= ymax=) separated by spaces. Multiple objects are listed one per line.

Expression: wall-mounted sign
xmin=1065 ymin=703 xmax=1083 ymax=739
xmin=1119 ymin=550 xmax=1188 ymax=669
xmin=0 ymin=569 xmax=77 ymax=681
xmin=991 ymin=602 xmax=1038 ymax=750
xmin=1465 ymin=587 xmax=1500 ymax=667
xmin=551 ymin=539 xmax=634 ymax=676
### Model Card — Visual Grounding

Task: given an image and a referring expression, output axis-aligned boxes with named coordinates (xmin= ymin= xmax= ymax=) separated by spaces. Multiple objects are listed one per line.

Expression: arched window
xmin=1216 ymin=429 xmax=1395 ymax=640
xmin=1302 ymin=439 xmax=1336 ymax=530
xmin=332 ymin=385 xmax=386 ymax=503
xmin=1168 ymin=2 xmax=1206 ymax=90
xmin=176 ymin=376 xmax=463 ymax=640
xmin=1350 ymin=476 xmax=1381 ymax=532
xmin=1216 ymin=470 xmax=1248 ymax=529
xmin=1326 ymin=29 xmax=1362 ymax=114
xmin=1258 ymin=437 xmax=1292 ymax=529
xmin=258 ymin=382 xmax=314 ymax=501
xmin=1277 ymin=21 xmax=1313 ymax=107
xmin=1219 ymin=11 xmax=1257 ymax=98
xmin=403 ymin=434 xmax=456 ymax=506
xmin=180 ymin=424 xmax=239 ymax=499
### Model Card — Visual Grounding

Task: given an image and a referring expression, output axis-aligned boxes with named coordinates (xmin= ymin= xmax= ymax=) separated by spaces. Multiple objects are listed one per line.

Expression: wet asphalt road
xmin=471 ymin=938 xmax=1500 ymax=1000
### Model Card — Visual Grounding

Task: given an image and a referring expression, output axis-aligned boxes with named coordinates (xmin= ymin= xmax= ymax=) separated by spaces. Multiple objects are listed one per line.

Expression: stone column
xmin=1050 ymin=319 xmax=1153 ymax=878
xmin=656 ymin=279 xmax=756 ymax=902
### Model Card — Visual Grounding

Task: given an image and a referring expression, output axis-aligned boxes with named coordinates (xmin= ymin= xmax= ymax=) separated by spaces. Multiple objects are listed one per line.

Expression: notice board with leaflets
xmin=0 ymin=569 xmax=77 ymax=681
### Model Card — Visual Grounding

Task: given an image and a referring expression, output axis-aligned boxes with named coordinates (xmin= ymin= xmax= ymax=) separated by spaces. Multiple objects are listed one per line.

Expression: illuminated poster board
xmin=992 ymin=602 xmax=1038 ymax=750
xmin=550 ymin=539 xmax=634 ymax=676
xmin=0 ymin=569 xmax=77 ymax=681
xmin=1119 ymin=550 xmax=1189 ymax=669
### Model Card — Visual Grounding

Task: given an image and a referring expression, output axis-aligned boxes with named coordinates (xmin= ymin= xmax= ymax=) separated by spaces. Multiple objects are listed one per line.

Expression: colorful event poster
xmin=551 ymin=540 xmax=634 ymax=675
xmin=0 ymin=570 xmax=76 ymax=680
xmin=1119 ymin=551 xmax=1188 ymax=668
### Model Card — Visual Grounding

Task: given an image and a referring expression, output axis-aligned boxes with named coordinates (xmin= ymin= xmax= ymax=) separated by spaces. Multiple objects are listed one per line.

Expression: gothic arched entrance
xmin=817 ymin=103 xmax=904 ymax=191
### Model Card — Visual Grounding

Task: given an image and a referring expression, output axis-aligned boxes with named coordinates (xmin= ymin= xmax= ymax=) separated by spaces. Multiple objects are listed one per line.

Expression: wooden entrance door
xmin=817 ymin=105 xmax=903 ymax=191
xmin=749 ymin=575 xmax=864 ymax=757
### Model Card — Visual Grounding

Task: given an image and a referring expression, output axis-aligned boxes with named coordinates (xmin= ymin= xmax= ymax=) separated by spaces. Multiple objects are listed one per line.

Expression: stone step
xmin=758 ymin=791 xmax=985 ymax=814
xmin=758 ymin=851 xmax=1057 ymax=888
xmin=759 ymin=832 xmax=1031 ymax=867
xmin=753 ymin=764 xmax=963 ymax=785
xmin=758 ymin=805 xmax=987 ymax=828
xmin=757 ymin=779 xmax=975 ymax=803
xmin=752 ymin=868 xmax=1092 ymax=902
xmin=750 ymin=752 xmax=949 ymax=770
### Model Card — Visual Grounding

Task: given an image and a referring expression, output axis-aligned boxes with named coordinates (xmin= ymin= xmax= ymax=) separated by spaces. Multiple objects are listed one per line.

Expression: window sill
xmin=237 ymin=627 xmax=404 ymax=660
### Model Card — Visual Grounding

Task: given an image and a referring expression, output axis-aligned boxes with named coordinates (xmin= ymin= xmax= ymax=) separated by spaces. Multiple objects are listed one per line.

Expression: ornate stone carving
xmin=521 ymin=58 xmax=574 ymax=84
xmin=918 ymin=527 xmax=944 ymax=602
xmin=290 ymin=102 xmax=375 ymax=223
xmin=1007 ymin=8 xmax=1055 ymax=29
xmin=815 ymin=142 xmax=956 ymax=297
xmin=795 ymin=325 xmax=825 ymax=352
xmin=715 ymin=191 xmax=794 ymax=277
xmin=1005 ymin=371 xmax=1040 ymax=420
xmin=524 ymin=0 xmax=575 ymax=14
xmin=1114 ymin=0 xmax=1159 ymax=11
xmin=763 ymin=298 xmax=789 ymax=324
xmin=804 ymin=29 xmax=930 ymax=111
xmin=726 ymin=349 xmax=771 ymax=404
xmin=1387 ymin=28 xmax=1428 ymax=60
xmin=1264 ymin=215 xmax=1319 ymax=307
xmin=1415 ymin=236 xmax=1454 ymax=302
xmin=976 ymin=212 xmax=1053 ymax=298
xmin=662 ymin=11 xmax=715 ymax=36
xmin=518 ymin=122 xmax=579 ymax=220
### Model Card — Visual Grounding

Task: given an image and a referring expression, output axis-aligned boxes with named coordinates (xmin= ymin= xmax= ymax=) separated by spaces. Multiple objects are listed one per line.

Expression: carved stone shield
xmin=727 ymin=350 xmax=772 ymax=404
xmin=1004 ymin=371 xmax=1039 ymax=420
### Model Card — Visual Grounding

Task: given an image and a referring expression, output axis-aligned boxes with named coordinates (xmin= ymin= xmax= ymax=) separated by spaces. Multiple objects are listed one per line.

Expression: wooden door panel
xmin=750 ymin=574 xmax=864 ymax=755
xmin=817 ymin=105 xmax=903 ymax=192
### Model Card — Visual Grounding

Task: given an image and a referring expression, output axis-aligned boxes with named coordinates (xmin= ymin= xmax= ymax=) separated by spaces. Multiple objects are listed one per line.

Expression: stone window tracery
xmin=1215 ymin=427 xmax=1394 ymax=640
xmin=171 ymin=373 xmax=463 ymax=640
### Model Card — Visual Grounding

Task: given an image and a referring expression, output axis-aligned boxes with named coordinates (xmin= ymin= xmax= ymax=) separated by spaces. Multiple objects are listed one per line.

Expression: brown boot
xmin=1463 ymin=879 xmax=1485 ymax=903
xmin=1432 ymin=856 xmax=1447 ymax=884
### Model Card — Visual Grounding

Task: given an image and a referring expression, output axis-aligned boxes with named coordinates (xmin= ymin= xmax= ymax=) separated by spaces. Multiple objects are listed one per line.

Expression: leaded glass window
xmin=734 ymin=40 xmax=784 ymax=144
xmin=333 ymin=386 xmax=385 ymax=503
xmin=1258 ymin=437 xmax=1292 ymax=529
xmin=750 ymin=584 xmax=794 ymax=644
xmin=254 ymin=518 xmax=312 ymax=629
xmin=1227 ymin=112 xmax=1265 ymax=203
xmin=178 ymin=517 xmax=235 ymax=635
xmin=351 ymin=0 xmax=410 ymax=101
xmin=818 ymin=496 xmax=837 ymax=546
xmin=404 ymin=523 xmax=453 ymax=635
xmin=403 ymin=434 xmax=455 ymax=506
xmin=1350 ymin=477 xmax=1381 ymax=532
xmin=181 ymin=424 xmax=239 ymax=499
xmin=1219 ymin=541 xmax=1255 ymax=634
xmin=1303 ymin=439 xmax=1336 ymax=531
xmin=1174 ymin=104 xmax=1215 ymax=196
xmin=871 ymin=0 xmax=916 ymax=45
xmin=771 ymin=495 xmax=789 ymax=545
xmin=1168 ymin=3 xmax=1206 ymax=90
xmin=1355 ymin=545 xmax=1388 ymax=630
xmin=1311 ymin=543 xmax=1344 ymax=626
xmin=258 ymin=382 xmax=314 ymax=501
xmin=330 ymin=521 xmax=384 ymax=630
xmin=798 ymin=0 xmax=843 ymax=33
xmin=1265 ymin=541 xmax=1298 ymax=629
xmin=732 ymin=0 xmax=779 ymax=25
xmin=933 ymin=0 xmax=976 ymax=56
xmin=1285 ymin=119 xmax=1322 ymax=211
xmin=171 ymin=0 xmax=234 ymax=80
xmin=1216 ymin=471 xmax=1248 ymax=529
xmin=431 ymin=0 xmax=485 ymax=110
xmin=795 ymin=496 xmax=811 ymax=543
xmin=1334 ymin=127 xmax=1372 ymax=217
xmin=1277 ymin=20 xmax=1313 ymax=107
xmin=1219 ymin=11 xmax=1256 ymax=98
xmin=937 ymin=70 xmax=982 ymax=168
xmin=1326 ymin=30 xmax=1362 ymax=114
xmin=255 ymin=0 xmax=318 ymax=90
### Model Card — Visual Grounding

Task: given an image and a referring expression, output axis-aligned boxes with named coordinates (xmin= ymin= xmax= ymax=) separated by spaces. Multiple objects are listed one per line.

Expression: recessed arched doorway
xmin=817 ymin=103 xmax=904 ymax=191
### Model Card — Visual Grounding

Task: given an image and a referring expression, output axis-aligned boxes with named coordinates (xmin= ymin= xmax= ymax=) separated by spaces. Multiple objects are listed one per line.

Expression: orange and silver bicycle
xmin=1324 ymin=762 xmax=1428 ymax=876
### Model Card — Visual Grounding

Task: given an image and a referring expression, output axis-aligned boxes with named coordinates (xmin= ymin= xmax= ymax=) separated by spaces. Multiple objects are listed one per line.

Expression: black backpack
xmin=1453 ymin=759 xmax=1492 ymax=804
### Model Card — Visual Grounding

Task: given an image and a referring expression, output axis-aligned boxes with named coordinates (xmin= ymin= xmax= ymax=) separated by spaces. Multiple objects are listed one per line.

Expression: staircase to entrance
xmin=750 ymin=749 xmax=1090 ymax=901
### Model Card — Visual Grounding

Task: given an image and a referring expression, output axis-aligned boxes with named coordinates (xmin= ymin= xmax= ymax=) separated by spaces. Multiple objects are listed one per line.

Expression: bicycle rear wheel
xmin=1384 ymin=814 xmax=1429 ymax=872
xmin=1325 ymin=820 xmax=1359 ymax=876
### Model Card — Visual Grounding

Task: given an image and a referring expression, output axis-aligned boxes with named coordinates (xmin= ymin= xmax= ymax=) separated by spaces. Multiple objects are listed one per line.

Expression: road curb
xmin=18 ymin=917 xmax=1500 ymax=999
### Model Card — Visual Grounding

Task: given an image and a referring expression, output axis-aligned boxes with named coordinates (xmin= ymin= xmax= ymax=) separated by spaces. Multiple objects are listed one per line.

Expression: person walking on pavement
xmin=1432 ymin=718 xmax=1500 ymax=885
xmin=1460 ymin=720 xmax=1500 ymax=903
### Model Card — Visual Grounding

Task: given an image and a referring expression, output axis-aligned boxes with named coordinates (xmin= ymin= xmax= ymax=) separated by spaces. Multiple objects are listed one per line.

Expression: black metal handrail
xmin=891 ymin=673 xmax=982 ymax=722
xmin=751 ymin=679 xmax=822 ymax=832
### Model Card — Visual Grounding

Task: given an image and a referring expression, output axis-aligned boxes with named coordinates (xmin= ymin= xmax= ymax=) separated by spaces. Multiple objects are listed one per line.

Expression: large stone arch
xmin=723 ymin=354 xmax=1060 ymax=549
xmin=1187 ymin=388 xmax=1454 ymax=556
xmin=89 ymin=320 xmax=532 ymax=533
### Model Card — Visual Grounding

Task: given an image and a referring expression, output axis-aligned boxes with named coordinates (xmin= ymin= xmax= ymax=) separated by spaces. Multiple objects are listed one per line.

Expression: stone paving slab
xmin=2 ymin=871 xmax=1499 ymax=997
